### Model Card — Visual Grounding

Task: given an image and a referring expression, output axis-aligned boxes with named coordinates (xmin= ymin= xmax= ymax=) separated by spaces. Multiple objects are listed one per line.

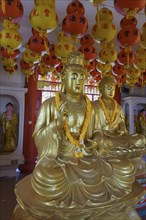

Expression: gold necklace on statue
xmin=99 ymin=98 xmax=117 ymax=127
xmin=55 ymin=92 xmax=91 ymax=158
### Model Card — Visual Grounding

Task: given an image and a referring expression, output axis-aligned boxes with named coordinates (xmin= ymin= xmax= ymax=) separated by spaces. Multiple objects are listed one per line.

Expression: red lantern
xmin=114 ymin=74 xmax=126 ymax=86
xmin=42 ymin=54 xmax=60 ymax=67
xmin=67 ymin=0 xmax=85 ymax=15
xmin=86 ymin=59 xmax=97 ymax=72
xmin=90 ymin=69 xmax=101 ymax=77
xmin=27 ymin=35 xmax=50 ymax=53
xmin=117 ymin=49 xmax=135 ymax=65
xmin=3 ymin=64 xmax=18 ymax=73
xmin=112 ymin=61 xmax=126 ymax=76
xmin=120 ymin=16 xmax=137 ymax=28
xmin=94 ymin=74 xmax=102 ymax=82
xmin=20 ymin=59 xmax=35 ymax=70
xmin=56 ymin=62 xmax=64 ymax=73
xmin=62 ymin=13 xmax=88 ymax=36
xmin=117 ymin=26 xmax=140 ymax=48
xmin=0 ymin=47 xmax=20 ymax=59
xmin=0 ymin=0 xmax=24 ymax=22
xmin=78 ymin=45 xmax=97 ymax=61
xmin=80 ymin=34 xmax=94 ymax=45
xmin=114 ymin=0 xmax=145 ymax=15
xmin=49 ymin=44 xmax=56 ymax=54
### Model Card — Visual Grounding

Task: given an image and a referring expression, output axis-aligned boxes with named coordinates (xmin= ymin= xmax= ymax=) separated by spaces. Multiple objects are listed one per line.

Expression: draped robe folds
xmin=92 ymin=100 xmax=146 ymax=158
xmin=14 ymin=96 xmax=144 ymax=219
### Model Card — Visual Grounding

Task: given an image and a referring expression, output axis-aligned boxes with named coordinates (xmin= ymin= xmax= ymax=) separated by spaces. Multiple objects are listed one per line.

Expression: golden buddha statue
xmin=0 ymin=102 xmax=18 ymax=153
xmin=11 ymin=53 xmax=145 ymax=220
xmin=92 ymin=76 xmax=145 ymax=159
xmin=137 ymin=109 xmax=146 ymax=136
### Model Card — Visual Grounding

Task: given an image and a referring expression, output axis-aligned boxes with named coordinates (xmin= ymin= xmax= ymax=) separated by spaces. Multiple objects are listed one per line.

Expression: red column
xmin=19 ymin=75 xmax=38 ymax=173
xmin=114 ymin=85 xmax=121 ymax=104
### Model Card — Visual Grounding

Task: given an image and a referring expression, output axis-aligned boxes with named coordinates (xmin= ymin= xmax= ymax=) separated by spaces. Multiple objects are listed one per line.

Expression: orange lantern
xmin=0 ymin=29 xmax=22 ymax=49
xmin=27 ymin=35 xmax=50 ymax=53
xmin=67 ymin=0 xmax=85 ymax=15
xmin=49 ymin=44 xmax=56 ymax=54
xmin=120 ymin=16 xmax=137 ymax=28
xmin=117 ymin=26 xmax=140 ymax=48
xmin=62 ymin=13 xmax=88 ymax=36
xmin=80 ymin=34 xmax=94 ymax=45
xmin=114 ymin=74 xmax=126 ymax=87
xmin=98 ymin=47 xmax=117 ymax=63
xmin=30 ymin=5 xmax=58 ymax=33
xmin=20 ymin=59 xmax=35 ymax=70
xmin=56 ymin=62 xmax=64 ymax=73
xmin=94 ymin=74 xmax=102 ymax=82
xmin=36 ymin=62 xmax=50 ymax=76
xmin=86 ymin=59 xmax=97 ymax=72
xmin=0 ymin=0 xmax=24 ymax=22
xmin=92 ymin=21 xmax=116 ymax=43
xmin=117 ymin=49 xmax=135 ymax=66
xmin=42 ymin=54 xmax=60 ymax=67
xmin=90 ymin=69 xmax=101 ymax=77
xmin=78 ymin=44 xmax=97 ymax=61
xmin=112 ymin=61 xmax=126 ymax=76
xmin=0 ymin=47 xmax=20 ymax=59
xmin=114 ymin=0 xmax=145 ymax=15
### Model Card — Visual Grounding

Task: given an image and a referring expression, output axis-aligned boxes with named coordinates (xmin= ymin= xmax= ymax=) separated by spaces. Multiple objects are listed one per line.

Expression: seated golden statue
xmin=11 ymin=52 xmax=145 ymax=220
xmin=0 ymin=102 xmax=18 ymax=153
xmin=92 ymin=76 xmax=145 ymax=159
xmin=137 ymin=109 xmax=146 ymax=136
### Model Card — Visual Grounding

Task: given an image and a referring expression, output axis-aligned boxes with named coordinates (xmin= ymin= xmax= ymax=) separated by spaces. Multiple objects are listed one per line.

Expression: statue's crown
xmin=67 ymin=51 xmax=85 ymax=66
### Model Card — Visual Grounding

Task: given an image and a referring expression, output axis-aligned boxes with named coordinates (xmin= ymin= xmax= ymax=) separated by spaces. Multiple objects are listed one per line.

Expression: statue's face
xmin=65 ymin=68 xmax=87 ymax=95
xmin=102 ymin=83 xmax=116 ymax=99
xmin=6 ymin=105 xmax=13 ymax=111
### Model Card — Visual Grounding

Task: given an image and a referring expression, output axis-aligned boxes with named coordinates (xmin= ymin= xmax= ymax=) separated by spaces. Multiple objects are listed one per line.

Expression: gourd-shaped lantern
xmin=0 ymin=0 xmax=24 ymax=23
xmin=30 ymin=5 xmax=58 ymax=33
xmin=117 ymin=48 xmax=135 ymax=67
xmin=90 ymin=69 xmax=101 ymax=78
xmin=22 ymin=49 xmax=41 ymax=64
xmin=56 ymin=62 xmax=64 ymax=74
xmin=80 ymin=34 xmax=94 ymax=45
xmin=126 ymin=65 xmax=141 ymax=81
xmin=4 ymin=64 xmax=18 ymax=73
xmin=27 ymin=35 xmax=50 ymax=53
xmin=42 ymin=54 xmax=60 ymax=67
xmin=20 ymin=59 xmax=35 ymax=70
xmin=114 ymin=0 xmax=145 ymax=16
xmin=34 ymin=0 xmax=55 ymax=7
xmin=92 ymin=21 xmax=116 ymax=43
xmin=79 ymin=44 xmax=97 ymax=61
xmin=98 ymin=46 xmax=117 ymax=63
xmin=36 ymin=62 xmax=50 ymax=76
xmin=120 ymin=16 xmax=137 ymax=28
xmin=117 ymin=26 xmax=140 ymax=48
xmin=112 ymin=61 xmax=126 ymax=76
xmin=96 ymin=7 xmax=113 ymax=23
xmin=86 ymin=59 xmax=97 ymax=72
xmin=96 ymin=61 xmax=112 ymax=73
xmin=134 ymin=48 xmax=146 ymax=71
xmin=114 ymin=74 xmax=126 ymax=88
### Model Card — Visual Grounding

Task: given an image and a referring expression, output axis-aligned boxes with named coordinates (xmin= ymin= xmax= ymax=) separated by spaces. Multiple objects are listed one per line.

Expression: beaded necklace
xmin=55 ymin=92 xmax=91 ymax=157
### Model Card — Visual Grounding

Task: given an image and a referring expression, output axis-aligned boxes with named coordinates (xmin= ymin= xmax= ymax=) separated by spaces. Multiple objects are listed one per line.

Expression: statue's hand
xmin=85 ymin=138 xmax=100 ymax=150
xmin=56 ymin=101 xmax=68 ymax=128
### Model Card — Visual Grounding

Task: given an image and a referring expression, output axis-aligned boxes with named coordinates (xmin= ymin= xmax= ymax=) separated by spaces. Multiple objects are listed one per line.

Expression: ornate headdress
xmin=99 ymin=76 xmax=115 ymax=91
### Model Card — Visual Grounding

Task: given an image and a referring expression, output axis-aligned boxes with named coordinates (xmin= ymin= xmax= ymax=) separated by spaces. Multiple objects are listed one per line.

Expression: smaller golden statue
xmin=0 ymin=102 xmax=18 ymax=153
xmin=92 ymin=76 xmax=146 ymax=159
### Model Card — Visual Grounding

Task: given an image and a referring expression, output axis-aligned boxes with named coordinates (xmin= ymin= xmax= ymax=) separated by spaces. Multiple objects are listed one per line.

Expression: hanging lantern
xmin=114 ymin=74 xmax=126 ymax=87
xmin=98 ymin=47 xmax=117 ymax=63
xmin=78 ymin=44 xmax=97 ymax=61
xmin=96 ymin=61 xmax=112 ymax=73
xmin=80 ymin=34 xmax=94 ymax=45
xmin=92 ymin=21 xmax=116 ymax=43
xmin=57 ymin=31 xmax=76 ymax=43
xmin=112 ymin=61 xmax=126 ymax=76
xmin=55 ymin=41 xmax=75 ymax=59
xmin=21 ymin=68 xmax=35 ymax=79
xmin=96 ymin=7 xmax=113 ymax=23
xmin=86 ymin=59 xmax=97 ymax=72
xmin=117 ymin=48 xmax=135 ymax=66
xmin=22 ymin=49 xmax=41 ymax=64
xmin=2 ymin=57 xmax=17 ymax=67
xmin=0 ymin=29 xmax=22 ymax=49
xmin=34 ymin=0 xmax=55 ymax=7
xmin=94 ymin=74 xmax=102 ymax=82
xmin=117 ymin=26 xmax=140 ymax=48
xmin=27 ymin=35 xmax=50 ymax=53
xmin=126 ymin=65 xmax=141 ymax=79
xmin=42 ymin=54 xmax=60 ymax=67
xmin=140 ymin=22 xmax=146 ymax=49
xmin=20 ymin=59 xmax=35 ymax=70
xmin=31 ymin=28 xmax=47 ymax=36
xmin=120 ymin=16 xmax=137 ymax=28
xmin=134 ymin=54 xmax=146 ymax=72
xmin=0 ymin=47 xmax=20 ymax=59
xmin=56 ymin=62 xmax=64 ymax=73
xmin=36 ymin=62 xmax=50 ymax=76
xmin=114 ymin=0 xmax=145 ymax=16
xmin=3 ymin=64 xmax=18 ymax=73
xmin=3 ymin=19 xmax=20 ymax=31
xmin=67 ymin=0 xmax=85 ymax=15
xmin=0 ymin=0 xmax=24 ymax=23
xmin=90 ymin=69 xmax=101 ymax=77
xmin=49 ymin=44 xmax=56 ymax=54
xmin=62 ymin=13 xmax=88 ymax=36
xmin=30 ymin=5 xmax=58 ymax=33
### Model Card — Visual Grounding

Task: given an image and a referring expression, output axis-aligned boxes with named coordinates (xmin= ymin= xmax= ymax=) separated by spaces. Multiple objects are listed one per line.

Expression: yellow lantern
xmin=96 ymin=8 xmax=113 ymax=23
xmin=126 ymin=66 xmax=141 ymax=79
xmin=0 ymin=29 xmax=22 ymax=49
xmin=30 ymin=5 xmax=58 ymax=33
xmin=2 ymin=19 xmax=20 ymax=31
xmin=98 ymin=47 xmax=117 ymax=63
xmin=55 ymin=41 xmax=75 ymax=59
xmin=34 ymin=0 xmax=55 ymax=7
xmin=21 ymin=68 xmax=34 ymax=79
xmin=57 ymin=31 xmax=77 ymax=44
xmin=134 ymin=54 xmax=146 ymax=71
xmin=92 ymin=21 xmax=116 ymax=43
xmin=96 ymin=61 xmax=112 ymax=73
xmin=22 ymin=49 xmax=41 ymax=64
xmin=2 ymin=57 xmax=17 ymax=67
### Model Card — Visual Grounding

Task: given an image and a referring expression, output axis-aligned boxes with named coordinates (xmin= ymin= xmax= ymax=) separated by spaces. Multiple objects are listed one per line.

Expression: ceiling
xmin=19 ymin=0 xmax=145 ymax=48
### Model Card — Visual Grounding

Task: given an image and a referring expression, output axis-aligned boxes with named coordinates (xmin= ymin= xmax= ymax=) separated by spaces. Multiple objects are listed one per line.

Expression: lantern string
xmin=2 ymin=0 xmax=5 ymax=14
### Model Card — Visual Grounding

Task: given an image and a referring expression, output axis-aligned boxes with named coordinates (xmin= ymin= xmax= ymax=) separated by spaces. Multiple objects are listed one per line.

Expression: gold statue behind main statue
xmin=11 ymin=52 xmax=145 ymax=220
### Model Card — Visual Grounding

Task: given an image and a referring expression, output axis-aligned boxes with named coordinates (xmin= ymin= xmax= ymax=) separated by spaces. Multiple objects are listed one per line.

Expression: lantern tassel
xmin=2 ymin=0 xmax=5 ymax=14
xmin=44 ymin=38 xmax=50 ymax=55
